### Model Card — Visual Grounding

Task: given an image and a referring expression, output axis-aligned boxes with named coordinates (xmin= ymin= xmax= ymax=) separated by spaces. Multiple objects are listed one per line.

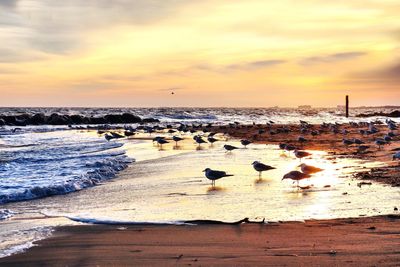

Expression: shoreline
xmin=1 ymin=121 xmax=399 ymax=265
xmin=1 ymin=215 xmax=400 ymax=266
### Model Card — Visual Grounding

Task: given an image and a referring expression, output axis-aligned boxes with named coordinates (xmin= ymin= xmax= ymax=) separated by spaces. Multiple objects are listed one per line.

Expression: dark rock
xmin=70 ymin=115 xmax=85 ymax=124
xmin=104 ymin=114 xmax=124 ymax=124
xmin=47 ymin=113 xmax=70 ymax=125
xmin=142 ymin=118 xmax=160 ymax=123
xmin=356 ymin=110 xmax=400 ymax=118
xmin=30 ymin=113 xmax=46 ymax=125
xmin=121 ymin=113 xmax=142 ymax=123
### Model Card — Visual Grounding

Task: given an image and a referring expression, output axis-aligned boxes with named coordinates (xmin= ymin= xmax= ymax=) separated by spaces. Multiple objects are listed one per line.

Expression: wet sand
xmin=1 ymin=215 xmax=400 ymax=266
xmin=210 ymin=123 xmax=400 ymax=186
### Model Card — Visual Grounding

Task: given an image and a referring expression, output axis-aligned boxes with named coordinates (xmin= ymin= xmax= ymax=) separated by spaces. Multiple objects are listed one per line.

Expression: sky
xmin=0 ymin=0 xmax=399 ymax=107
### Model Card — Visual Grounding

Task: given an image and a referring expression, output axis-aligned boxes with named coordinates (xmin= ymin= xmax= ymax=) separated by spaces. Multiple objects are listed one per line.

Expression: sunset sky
xmin=0 ymin=0 xmax=399 ymax=107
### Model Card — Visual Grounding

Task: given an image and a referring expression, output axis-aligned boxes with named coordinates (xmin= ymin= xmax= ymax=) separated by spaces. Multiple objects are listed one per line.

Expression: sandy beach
xmin=1 ymin=120 xmax=399 ymax=265
xmin=1 ymin=215 xmax=399 ymax=266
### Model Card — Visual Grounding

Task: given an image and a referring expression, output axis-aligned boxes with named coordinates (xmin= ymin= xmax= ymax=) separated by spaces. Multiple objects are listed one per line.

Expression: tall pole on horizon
xmin=346 ymin=95 xmax=349 ymax=118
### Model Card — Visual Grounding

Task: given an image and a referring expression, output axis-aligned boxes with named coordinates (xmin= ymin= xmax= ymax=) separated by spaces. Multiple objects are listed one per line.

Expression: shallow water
xmin=1 ymin=136 xmax=399 ymax=257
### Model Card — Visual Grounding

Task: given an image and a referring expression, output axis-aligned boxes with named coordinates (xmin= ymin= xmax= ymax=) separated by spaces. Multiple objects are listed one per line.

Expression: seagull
xmin=152 ymin=136 xmax=165 ymax=144
xmin=298 ymin=163 xmax=323 ymax=174
xmin=279 ymin=143 xmax=287 ymax=150
xmin=353 ymin=138 xmax=364 ymax=145
xmin=240 ymin=139 xmax=252 ymax=148
xmin=194 ymin=136 xmax=207 ymax=147
xmin=282 ymin=170 xmax=311 ymax=188
xmin=375 ymin=138 xmax=387 ymax=149
xmin=298 ymin=136 xmax=307 ymax=143
xmin=124 ymin=130 xmax=135 ymax=137
xmin=110 ymin=132 xmax=124 ymax=139
xmin=203 ymin=168 xmax=233 ymax=187
xmin=207 ymin=136 xmax=218 ymax=144
xmin=224 ymin=144 xmax=239 ymax=152
xmin=342 ymin=138 xmax=354 ymax=147
xmin=357 ymin=145 xmax=370 ymax=153
xmin=252 ymin=161 xmax=275 ymax=178
xmin=157 ymin=138 xmax=169 ymax=149
xmin=172 ymin=136 xmax=184 ymax=146
xmin=104 ymin=133 xmax=114 ymax=141
xmin=284 ymin=144 xmax=296 ymax=153
xmin=294 ymin=150 xmax=312 ymax=161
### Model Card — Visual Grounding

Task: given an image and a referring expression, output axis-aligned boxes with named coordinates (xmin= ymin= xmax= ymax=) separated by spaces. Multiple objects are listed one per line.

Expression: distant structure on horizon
xmin=298 ymin=105 xmax=312 ymax=109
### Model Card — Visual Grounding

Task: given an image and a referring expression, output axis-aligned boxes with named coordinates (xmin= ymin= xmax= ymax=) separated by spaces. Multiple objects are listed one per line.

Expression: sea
xmin=1 ymin=107 xmax=400 ymax=257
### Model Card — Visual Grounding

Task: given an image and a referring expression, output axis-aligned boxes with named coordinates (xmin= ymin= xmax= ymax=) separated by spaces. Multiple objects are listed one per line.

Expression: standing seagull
xmin=172 ymin=136 xmax=184 ymax=146
xmin=294 ymin=150 xmax=312 ymax=161
xmin=194 ymin=136 xmax=207 ymax=147
xmin=224 ymin=144 xmax=239 ymax=152
xmin=203 ymin=168 xmax=233 ymax=187
xmin=298 ymin=163 xmax=323 ymax=174
xmin=207 ymin=136 xmax=218 ymax=145
xmin=240 ymin=139 xmax=252 ymax=148
xmin=157 ymin=138 xmax=169 ymax=149
xmin=282 ymin=171 xmax=311 ymax=188
xmin=252 ymin=161 xmax=275 ymax=178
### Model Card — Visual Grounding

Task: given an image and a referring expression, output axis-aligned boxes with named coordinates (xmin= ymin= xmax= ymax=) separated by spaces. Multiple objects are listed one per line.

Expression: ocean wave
xmin=66 ymin=216 xmax=268 ymax=226
xmin=66 ymin=216 xmax=187 ymax=225
xmin=0 ymin=156 xmax=132 ymax=204
xmin=0 ymin=227 xmax=53 ymax=258
xmin=0 ymin=209 xmax=14 ymax=220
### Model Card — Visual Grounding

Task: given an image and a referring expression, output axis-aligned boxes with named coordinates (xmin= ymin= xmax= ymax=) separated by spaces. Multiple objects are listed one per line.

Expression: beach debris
xmin=299 ymin=185 xmax=312 ymax=190
xmin=329 ymin=250 xmax=337 ymax=255
xmin=367 ymin=226 xmax=376 ymax=230
xmin=184 ymin=217 xmax=265 ymax=225
xmin=394 ymin=207 xmax=398 ymax=211
xmin=357 ymin=182 xmax=372 ymax=188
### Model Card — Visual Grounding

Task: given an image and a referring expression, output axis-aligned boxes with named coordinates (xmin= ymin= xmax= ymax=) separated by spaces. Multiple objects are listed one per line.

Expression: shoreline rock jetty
xmin=356 ymin=110 xmax=400 ymax=118
xmin=0 ymin=113 xmax=159 ymax=126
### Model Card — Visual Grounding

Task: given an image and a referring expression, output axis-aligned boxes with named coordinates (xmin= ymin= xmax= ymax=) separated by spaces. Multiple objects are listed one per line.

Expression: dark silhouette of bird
xmin=203 ymin=168 xmax=233 ymax=187
xmin=240 ymin=139 xmax=252 ymax=148
xmin=252 ymin=161 xmax=275 ymax=178
xmin=224 ymin=144 xmax=239 ymax=152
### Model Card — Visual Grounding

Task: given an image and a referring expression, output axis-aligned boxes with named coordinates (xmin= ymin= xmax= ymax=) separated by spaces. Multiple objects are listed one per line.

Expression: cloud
xmin=225 ymin=59 xmax=286 ymax=71
xmin=341 ymin=61 xmax=400 ymax=92
xmin=0 ymin=48 xmax=44 ymax=63
xmin=0 ymin=0 xmax=18 ymax=9
xmin=300 ymin=51 xmax=367 ymax=65
xmin=0 ymin=0 xmax=189 ymax=55
xmin=158 ymin=87 xmax=183 ymax=91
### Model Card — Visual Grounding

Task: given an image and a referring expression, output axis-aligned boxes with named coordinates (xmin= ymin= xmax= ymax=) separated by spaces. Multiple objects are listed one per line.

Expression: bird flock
xmin=96 ymin=118 xmax=399 ymax=188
